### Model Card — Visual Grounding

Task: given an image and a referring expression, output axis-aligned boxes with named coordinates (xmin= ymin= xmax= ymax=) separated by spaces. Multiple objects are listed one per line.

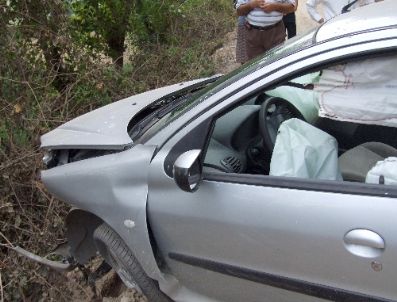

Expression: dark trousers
xmin=283 ymin=13 xmax=296 ymax=39
xmin=246 ymin=21 xmax=286 ymax=60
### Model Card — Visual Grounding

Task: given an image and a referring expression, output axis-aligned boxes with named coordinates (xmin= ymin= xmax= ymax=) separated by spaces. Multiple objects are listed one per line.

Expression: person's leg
xmin=246 ymin=29 xmax=266 ymax=60
xmin=236 ymin=24 xmax=248 ymax=63
xmin=262 ymin=21 xmax=286 ymax=52
xmin=283 ymin=13 xmax=296 ymax=39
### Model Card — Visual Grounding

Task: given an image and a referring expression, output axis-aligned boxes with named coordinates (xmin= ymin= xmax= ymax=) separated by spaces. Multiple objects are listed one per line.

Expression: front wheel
xmin=93 ymin=223 xmax=172 ymax=302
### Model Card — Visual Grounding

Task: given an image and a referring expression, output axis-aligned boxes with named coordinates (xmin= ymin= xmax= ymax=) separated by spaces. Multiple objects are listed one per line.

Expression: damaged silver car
xmin=36 ymin=2 xmax=397 ymax=301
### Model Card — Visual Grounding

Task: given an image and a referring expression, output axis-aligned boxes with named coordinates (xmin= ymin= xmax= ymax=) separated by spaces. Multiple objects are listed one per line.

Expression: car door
xmin=146 ymin=39 xmax=397 ymax=302
xmin=148 ymin=171 xmax=397 ymax=302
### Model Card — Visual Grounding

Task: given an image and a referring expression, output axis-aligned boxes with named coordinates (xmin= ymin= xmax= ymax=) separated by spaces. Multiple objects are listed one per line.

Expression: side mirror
xmin=173 ymin=150 xmax=202 ymax=192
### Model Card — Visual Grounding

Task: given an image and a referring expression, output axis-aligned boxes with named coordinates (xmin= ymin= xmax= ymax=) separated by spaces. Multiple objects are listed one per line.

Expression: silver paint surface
xmin=40 ymin=144 xmax=209 ymax=301
xmin=41 ymin=145 xmax=160 ymax=276
xmin=41 ymin=78 xmax=211 ymax=150
xmin=316 ymin=0 xmax=396 ymax=43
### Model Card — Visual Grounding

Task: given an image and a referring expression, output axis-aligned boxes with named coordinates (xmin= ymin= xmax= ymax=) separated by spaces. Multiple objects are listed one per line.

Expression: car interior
xmin=203 ymin=55 xmax=397 ymax=185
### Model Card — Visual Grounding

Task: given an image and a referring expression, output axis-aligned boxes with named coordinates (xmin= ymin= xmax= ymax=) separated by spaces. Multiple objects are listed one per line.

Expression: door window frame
xmin=158 ymin=38 xmax=397 ymax=199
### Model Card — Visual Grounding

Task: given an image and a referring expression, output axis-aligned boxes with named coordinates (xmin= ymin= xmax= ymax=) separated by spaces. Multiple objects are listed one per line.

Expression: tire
xmin=93 ymin=223 xmax=172 ymax=302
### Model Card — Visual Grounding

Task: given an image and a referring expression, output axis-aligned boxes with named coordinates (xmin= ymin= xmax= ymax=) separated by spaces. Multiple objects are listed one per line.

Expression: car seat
xmin=339 ymin=142 xmax=397 ymax=182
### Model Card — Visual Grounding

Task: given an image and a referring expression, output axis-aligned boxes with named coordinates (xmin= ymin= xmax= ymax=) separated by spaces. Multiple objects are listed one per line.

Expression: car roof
xmin=316 ymin=0 xmax=397 ymax=43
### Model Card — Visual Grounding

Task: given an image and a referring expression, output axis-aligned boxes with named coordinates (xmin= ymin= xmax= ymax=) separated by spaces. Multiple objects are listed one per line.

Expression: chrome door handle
xmin=344 ymin=229 xmax=385 ymax=258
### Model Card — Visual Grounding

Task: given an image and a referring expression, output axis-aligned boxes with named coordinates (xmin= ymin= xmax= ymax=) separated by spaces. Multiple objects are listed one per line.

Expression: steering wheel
xmin=259 ymin=97 xmax=305 ymax=152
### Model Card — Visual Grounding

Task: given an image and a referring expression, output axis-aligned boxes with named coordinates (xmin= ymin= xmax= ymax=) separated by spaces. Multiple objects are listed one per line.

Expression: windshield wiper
xmin=155 ymin=95 xmax=189 ymax=118
xmin=129 ymin=93 xmax=189 ymax=139
xmin=341 ymin=0 xmax=359 ymax=13
xmin=129 ymin=76 xmax=220 ymax=140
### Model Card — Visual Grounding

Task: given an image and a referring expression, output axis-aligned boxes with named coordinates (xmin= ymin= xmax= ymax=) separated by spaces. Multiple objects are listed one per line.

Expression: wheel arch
xmin=65 ymin=208 xmax=103 ymax=264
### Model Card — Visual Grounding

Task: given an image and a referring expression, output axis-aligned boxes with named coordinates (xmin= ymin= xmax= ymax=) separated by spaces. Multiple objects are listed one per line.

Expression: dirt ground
xmin=67 ymin=6 xmax=317 ymax=302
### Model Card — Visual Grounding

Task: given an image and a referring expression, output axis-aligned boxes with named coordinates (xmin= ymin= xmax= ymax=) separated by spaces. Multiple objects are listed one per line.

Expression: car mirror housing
xmin=173 ymin=150 xmax=202 ymax=192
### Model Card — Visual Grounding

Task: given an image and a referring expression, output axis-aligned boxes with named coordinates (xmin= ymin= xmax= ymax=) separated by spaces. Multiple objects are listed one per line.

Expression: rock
xmin=95 ymin=270 xmax=122 ymax=298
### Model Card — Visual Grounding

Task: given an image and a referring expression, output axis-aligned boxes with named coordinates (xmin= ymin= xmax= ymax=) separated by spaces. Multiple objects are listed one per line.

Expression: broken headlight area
xmin=42 ymin=149 xmax=118 ymax=169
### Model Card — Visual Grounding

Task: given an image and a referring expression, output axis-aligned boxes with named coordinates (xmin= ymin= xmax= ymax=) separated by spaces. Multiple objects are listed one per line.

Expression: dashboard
xmin=203 ymin=105 xmax=261 ymax=174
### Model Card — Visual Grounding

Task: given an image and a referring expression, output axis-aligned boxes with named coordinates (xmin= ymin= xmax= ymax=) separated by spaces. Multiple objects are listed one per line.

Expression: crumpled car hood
xmin=41 ymin=78 xmax=212 ymax=150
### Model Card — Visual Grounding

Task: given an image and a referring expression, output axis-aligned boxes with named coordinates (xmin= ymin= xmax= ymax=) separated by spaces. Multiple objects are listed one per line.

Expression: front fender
xmin=41 ymin=144 xmax=163 ymax=281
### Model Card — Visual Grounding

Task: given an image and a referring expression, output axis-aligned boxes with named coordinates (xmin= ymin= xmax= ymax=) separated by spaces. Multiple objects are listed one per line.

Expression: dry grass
xmin=0 ymin=271 xmax=4 ymax=302
xmin=0 ymin=0 xmax=234 ymax=300
xmin=0 ymin=59 xmax=152 ymax=300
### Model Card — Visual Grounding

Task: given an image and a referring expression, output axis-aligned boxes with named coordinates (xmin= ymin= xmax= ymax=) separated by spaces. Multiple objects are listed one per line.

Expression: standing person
xmin=306 ymin=0 xmax=348 ymax=24
xmin=236 ymin=16 xmax=249 ymax=64
xmin=306 ymin=0 xmax=381 ymax=24
xmin=236 ymin=0 xmax=297 ymax=61
xmin=283 ymin=0 xmax=298 ymax=39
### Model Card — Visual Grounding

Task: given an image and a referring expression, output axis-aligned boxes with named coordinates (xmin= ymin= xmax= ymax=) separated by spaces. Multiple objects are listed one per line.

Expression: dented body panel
xmin=41 ymin=144 xmax=211 ymax=301
xmin=41 ymin=78 xmax=213 ymax=150
xmin=41 ymin=145 xmax=161 ymax=277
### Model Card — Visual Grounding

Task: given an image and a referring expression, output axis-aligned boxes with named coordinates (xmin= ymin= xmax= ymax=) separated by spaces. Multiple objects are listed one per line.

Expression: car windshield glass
xmin=128 ymin=77 xmax=220 ymax=141
xmin=137 ymin=30 xmax=316 ymax=142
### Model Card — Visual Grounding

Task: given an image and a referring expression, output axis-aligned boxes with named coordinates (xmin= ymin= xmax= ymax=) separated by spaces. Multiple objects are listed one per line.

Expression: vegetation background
xmin=0 ymin=0 xmax=234 ymax=300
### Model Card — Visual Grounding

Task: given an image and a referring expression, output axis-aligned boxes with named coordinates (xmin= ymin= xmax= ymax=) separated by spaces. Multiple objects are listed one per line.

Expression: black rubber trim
xmin=169 ymin=252 xmax=395 ymax=302
xmin=341 ymin=0 xmax=359 ymax=13
xmin=203 ymin=172 xmax=397 ymax=198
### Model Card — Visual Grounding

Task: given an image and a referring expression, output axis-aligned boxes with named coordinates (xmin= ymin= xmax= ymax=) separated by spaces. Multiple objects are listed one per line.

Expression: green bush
xmin=0 ymin=0 xmax=234 ymax=299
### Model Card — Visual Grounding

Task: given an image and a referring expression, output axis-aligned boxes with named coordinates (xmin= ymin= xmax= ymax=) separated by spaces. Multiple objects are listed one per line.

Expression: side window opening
xmin=203 ymin=54 xmax=397 ymax=187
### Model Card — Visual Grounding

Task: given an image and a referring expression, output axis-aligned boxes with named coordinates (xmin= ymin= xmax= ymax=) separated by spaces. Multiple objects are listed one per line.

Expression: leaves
xmin=13 ymin=104 xmax=22 ymax=114
xmin=1 ymin=0 xmax=234 ymax=300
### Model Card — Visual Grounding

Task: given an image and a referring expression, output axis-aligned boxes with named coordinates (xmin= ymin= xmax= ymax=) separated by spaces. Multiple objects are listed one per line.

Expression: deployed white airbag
xmin=316 ymin=55 xmax=397 ymax=127
xmin=267 ymin=72 xmax=320 ymax=123
xmin=270 ymin=118 xmax=342 ymax=180
xmin=366 ymin=157 xmax=397 ymax=185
